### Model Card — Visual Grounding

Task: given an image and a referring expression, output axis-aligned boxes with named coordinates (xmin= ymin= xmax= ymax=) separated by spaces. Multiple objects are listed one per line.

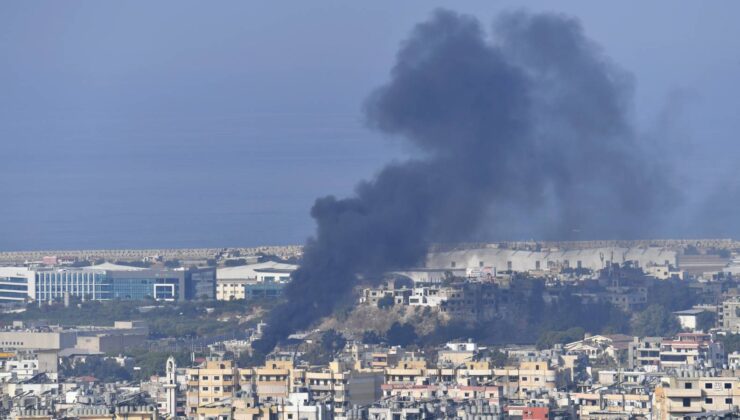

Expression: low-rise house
xmin=565 ymin=334 xmax=632 ymax=363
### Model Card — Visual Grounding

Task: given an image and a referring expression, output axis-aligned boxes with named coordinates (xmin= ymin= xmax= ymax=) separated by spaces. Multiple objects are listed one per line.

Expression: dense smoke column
xmin=493 ymin=12 xmax=676 ymax=238
xmin=252 ymin=9 xmax=675 ymax=353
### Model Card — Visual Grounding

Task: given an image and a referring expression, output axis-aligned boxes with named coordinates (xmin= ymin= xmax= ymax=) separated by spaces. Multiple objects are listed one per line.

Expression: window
xmin=451 ymin=261 xmax=456 ymax=268
xmin=202 ymin=387 xmax=209 ymax=391
xmin=705 ymin=383 xmax=713 ymax=389
xmin=521 ymin=377 xmax=528 ymax=381
xmin=726 ymin=398 xmax=733 ymax=404
xmin=214 ymin=376 xmax=220 ymax=380
xmin=705 ymin=398 xmax=713 ymax=404
xmin=725 ymin=383 xmax=732 ymax=389
xmin=684 ymin=383 xmax=693 ymax=389
xmin=682 ymin=398 xmax=690 ymax=407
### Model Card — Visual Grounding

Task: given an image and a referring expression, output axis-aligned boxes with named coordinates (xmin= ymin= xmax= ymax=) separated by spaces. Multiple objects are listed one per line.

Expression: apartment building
xmin=718 ymin=297 xmax=740 ymax=333
xmin=653 ymin=373 xmax=740 ymax=419
xmin=573 ymin=390 xmax=651 ymax=419
xmin=188 ymin=357 xmax=381 ymax=418
xmin=381 ymin=383 xmax=503 ymax=408
xmin=628 ymin=336 xmax=662 ymax=371
xmin=249 ymin=358 xmax=293 ymax=398
xmin=384 ymin=358 xmax=430 ymax=385
xmin=659 ymin=333 xmax=724 ymax=369
xmin=298 ymin=361 xmax=382 ymax=417
xmin=360 ymin=287 xmax=412 ymax=306
xmin=437 ymin=282 xmax=498 ymax=322
xmin=384 ymin=358 xmax=565 ymax=401
xmin=186 ymin=359 xmax=238 ymax=416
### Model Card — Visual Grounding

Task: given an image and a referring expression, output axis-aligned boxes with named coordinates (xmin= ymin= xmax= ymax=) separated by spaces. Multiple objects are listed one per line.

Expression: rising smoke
xmin=252 ymin=9 xmax=677 ymax=353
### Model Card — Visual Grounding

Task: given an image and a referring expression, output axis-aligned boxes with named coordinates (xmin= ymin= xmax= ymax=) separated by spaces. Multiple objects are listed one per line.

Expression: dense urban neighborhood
xmin=1 ymin=241 xmax=740 ymax=419
xmin=4 ymin=2 xmax=740 ymax=419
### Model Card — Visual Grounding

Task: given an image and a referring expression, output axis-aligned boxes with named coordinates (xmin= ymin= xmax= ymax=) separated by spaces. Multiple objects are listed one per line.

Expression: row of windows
xmin=0 ymin=276 xmax=180 ymax=301
xmin=0 ymin=291 xmax=27 ymax=298
xmin=684 ymin=381 xmax=734 ymax=389
xmin=0 ymin=284 xmax=28 ymax=291
xmin=0 ymin=276 xmax=30 ymax=284
xmin=682 ymin=397 xmax=733 ymax=406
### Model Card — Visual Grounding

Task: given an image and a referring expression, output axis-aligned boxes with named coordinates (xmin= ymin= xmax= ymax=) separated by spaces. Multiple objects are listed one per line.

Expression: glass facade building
xmin=185 ymin=267 xmax=216 ymax=300
xmin=0 ymin=268 xmax=36 ymax=303
xmin=244 ymin=281 xmax=286 ymax=299
xmin=107 ymin=270 xmax=184 ymax=301
xmin=0 ymin=267 xmax=186 ymax=303
xmin=107 ymin=275 xmax=180 ymax=301
xmin=35 ymin=270 xmax=110 ymax=302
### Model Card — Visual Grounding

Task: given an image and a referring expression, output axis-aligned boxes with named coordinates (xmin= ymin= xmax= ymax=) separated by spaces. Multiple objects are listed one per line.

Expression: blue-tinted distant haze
xmin=2 ymin=1 xmax=740 ymax=250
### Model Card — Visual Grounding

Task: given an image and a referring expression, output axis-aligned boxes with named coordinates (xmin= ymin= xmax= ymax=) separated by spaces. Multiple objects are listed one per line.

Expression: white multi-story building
xmin=216 ymin=262 xmax=297 ymax=300
xmin=659 ymin=333 xmax=724 ymax=369
xmin=427 ymin=247 xmax=677 ymax=273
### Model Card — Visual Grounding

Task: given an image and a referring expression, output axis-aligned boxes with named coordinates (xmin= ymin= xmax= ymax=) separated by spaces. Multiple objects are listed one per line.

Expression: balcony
xmin=663 ymin=388 xmax=702 ymax=398
xmin=666 ymin=403 xmax=702 ymax=414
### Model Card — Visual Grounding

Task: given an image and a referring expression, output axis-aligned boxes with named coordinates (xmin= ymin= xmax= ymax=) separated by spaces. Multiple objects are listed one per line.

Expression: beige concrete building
xmin=13 ymin=406 xmax=158 ymax=420
xmin=573 ymin=391 xmax=651 ymax=419
xmin=719 ymin=297 xmax=740 ymax=333
xmin=653 ymin=374 xmax=740 ymax=419
xmin=186 ymin=359 xmax=238 ymax=416
xmin=0 ymin=331 xmax=77 ymax=351
xmin=187 ymin=357 xmax=381 ymax=418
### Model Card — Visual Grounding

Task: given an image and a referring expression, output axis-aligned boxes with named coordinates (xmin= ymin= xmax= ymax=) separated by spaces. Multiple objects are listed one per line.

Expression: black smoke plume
xmin=252 ymin=9 xmax=676 ymax=353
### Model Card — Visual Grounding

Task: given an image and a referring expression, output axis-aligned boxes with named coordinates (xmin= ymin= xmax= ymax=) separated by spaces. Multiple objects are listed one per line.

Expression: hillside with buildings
xmin=2 ymin=240 xmax=740 ymax=418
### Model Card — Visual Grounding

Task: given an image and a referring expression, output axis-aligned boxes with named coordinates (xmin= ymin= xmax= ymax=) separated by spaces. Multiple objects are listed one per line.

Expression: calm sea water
xmin=0 ymin=114 xmax=404 ymax=251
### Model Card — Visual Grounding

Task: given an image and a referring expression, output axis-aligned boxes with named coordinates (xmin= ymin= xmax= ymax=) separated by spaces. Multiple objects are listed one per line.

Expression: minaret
xmin=164 ymin=356 xmax=177 ymax=418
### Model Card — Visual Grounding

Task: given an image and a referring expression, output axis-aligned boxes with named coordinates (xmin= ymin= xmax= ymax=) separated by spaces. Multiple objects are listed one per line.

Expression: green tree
xmin=718 ymin=334 xmax=740 ymax=354
xmin=536 ymin=327 xmax=585 ymax=350
xmin=488 ymin=349 xmax=509 ymax=367
xmin=386 ymin=322 xmax=417 ymax=347
xmin=362 ymin=330 xmax=382 ymax=344
xmin=377 ymin=295 xmax=395 ymax=309
xmin=696 ymin=311 xmax=716 ymax=332
xmin=62 ymin=357 xmax=132 ymax=382
xmin=592 ymin=354 xmax=618 ymax=369
xmin=631 ymin=305 xmax=681 ymax=337
xmin=320 ymin=329 xmax=346 ymax=355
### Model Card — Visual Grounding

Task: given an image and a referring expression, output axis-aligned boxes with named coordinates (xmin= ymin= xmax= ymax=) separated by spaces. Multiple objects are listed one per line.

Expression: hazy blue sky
xmin=2 ymin=1 xmax=740 ymax=250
